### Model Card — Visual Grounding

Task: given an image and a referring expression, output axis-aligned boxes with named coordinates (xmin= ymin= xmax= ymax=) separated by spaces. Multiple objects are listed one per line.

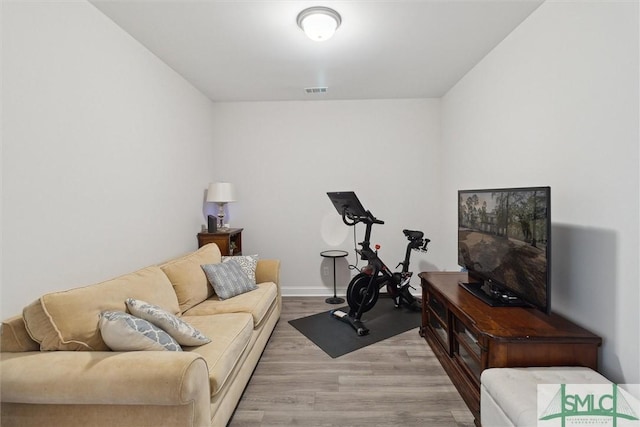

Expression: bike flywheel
xmin=346 ymin=273 xmax=379 ymax=314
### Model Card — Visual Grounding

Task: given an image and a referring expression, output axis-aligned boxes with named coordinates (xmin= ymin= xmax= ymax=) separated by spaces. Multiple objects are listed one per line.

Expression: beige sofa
xmin=0 ymin=243 xmax=281 ymax=427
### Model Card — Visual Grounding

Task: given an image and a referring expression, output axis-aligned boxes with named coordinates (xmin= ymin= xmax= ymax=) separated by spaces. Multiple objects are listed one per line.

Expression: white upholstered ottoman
xmin=480 ymin=366 xmax=611 ymax=427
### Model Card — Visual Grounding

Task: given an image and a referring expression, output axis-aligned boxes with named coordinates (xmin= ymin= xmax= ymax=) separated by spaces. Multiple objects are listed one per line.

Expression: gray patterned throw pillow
xmin=99 ymin=311 xmax=182 ymax=351
xmin=201 ymin=260 xmax=258 ymax=300
xmin=125 ymin=298 xmax=210 ymax=346
xmin=222 ymin=254 xmax=259 ymax=284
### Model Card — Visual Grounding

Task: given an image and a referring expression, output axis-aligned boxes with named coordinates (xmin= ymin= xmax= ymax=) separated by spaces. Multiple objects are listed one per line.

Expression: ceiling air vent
xmin=305 ymin=87 xmax=328 ymax=94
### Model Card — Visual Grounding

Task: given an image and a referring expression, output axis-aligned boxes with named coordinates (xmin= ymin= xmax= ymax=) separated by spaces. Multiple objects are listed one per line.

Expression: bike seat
xmin=403 ymin=229 xmax=424 ymax=241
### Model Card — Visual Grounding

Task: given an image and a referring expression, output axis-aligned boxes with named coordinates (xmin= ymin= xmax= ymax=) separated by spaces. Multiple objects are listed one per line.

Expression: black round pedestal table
xmin=320 ymin=250 xmax=348 ymax=304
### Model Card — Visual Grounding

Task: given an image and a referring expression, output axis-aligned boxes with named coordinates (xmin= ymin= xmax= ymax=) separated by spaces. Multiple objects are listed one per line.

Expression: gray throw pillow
xmin=222 ymin=254 xmax=259 ymax=284
xmin=99 ymin=311 xmax=182 ymax=351
xmin=125 ymin=298 xmax=211 ymax=346
xmin=201 ymin=260 xmax=258 ymax=300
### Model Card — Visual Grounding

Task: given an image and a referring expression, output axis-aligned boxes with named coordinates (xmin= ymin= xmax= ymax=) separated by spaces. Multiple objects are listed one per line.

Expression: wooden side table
xmin=197 ymin=228 xmax=243 ymax=256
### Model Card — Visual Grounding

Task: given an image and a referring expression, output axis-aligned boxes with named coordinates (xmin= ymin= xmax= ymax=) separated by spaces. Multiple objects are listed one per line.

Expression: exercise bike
xmin=327 ymin=192 xmax=430 ymax=336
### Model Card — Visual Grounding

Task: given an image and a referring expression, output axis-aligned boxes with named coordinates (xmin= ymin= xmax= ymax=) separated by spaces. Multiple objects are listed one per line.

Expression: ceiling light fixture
xmin=297 ymin=6 xmax=342 ymax=42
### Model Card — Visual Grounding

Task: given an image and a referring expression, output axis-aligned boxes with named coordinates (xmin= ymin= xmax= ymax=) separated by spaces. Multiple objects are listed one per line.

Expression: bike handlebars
xmin=342 ymin=208 xmax=384 ymax=226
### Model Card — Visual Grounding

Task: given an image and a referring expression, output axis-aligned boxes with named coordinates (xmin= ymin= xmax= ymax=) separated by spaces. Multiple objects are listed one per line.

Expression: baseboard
xmin=282 ymin=287 xmax=344 ymax=297
xmin=281 ymin=287 xmax=420 ymax=298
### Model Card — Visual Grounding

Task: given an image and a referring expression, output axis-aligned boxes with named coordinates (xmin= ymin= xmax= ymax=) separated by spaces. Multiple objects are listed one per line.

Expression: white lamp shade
xmin=206 ymin=182 xmax=236 ymax=203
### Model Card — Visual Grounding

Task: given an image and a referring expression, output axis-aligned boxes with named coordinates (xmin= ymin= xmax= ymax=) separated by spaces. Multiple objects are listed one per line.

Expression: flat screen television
xmin=457 ymin=186 xmax=551 ymax=313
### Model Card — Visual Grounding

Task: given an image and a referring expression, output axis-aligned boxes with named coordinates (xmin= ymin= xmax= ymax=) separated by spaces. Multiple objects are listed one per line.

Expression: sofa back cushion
xmin=159 ymin=243 xmax=221 ymax=313
xmin=22 ymin=266 xmax=180 ymax=351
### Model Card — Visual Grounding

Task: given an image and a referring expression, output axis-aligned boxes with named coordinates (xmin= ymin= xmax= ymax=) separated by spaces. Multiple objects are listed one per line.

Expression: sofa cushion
xmin=201 ymin=261 xmax=257 ymax=300
xmin=125 ymin=298 xmax=210 ymax=346
xmin=99 ymin=311 xmax=182 ymax=352
xmin=222 ymin=254 xmax=258 ymax=283
xmin=22 ymin=266 xmax=180 ymax=351
xmin=183 ymin=282 xmax=278 ymax=327
xmin=160 ymin=244 xmax=221 ymax=313
xmin=181 ymin=313 xmax=253 ymax=396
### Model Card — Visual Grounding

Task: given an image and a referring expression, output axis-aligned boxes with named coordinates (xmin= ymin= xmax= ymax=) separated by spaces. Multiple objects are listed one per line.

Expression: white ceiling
xmin=90 ymin=0 xmax=544 ymax=102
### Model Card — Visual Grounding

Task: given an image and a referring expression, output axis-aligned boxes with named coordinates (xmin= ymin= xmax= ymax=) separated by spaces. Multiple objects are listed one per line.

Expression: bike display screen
xmin=327 ymin=191 xmax=368 ymax=218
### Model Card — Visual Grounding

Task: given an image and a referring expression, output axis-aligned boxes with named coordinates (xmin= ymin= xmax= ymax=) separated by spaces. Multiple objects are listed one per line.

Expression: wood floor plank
xmin=230 ymin=297 xmax=474 ymax=427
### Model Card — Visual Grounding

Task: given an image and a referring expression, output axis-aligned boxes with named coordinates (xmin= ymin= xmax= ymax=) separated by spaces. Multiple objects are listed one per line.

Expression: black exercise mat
xmin=288 ymin=296 xmax=421 ymax=358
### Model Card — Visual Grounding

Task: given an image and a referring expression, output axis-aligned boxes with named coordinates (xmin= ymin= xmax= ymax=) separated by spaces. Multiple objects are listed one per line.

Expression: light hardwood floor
xmin=229 ymin=297 xmax=475 ymax=427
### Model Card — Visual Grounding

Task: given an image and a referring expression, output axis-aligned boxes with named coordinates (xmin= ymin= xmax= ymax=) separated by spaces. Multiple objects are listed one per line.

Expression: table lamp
xmin=206 ymin=182 xmax=236 ymax=230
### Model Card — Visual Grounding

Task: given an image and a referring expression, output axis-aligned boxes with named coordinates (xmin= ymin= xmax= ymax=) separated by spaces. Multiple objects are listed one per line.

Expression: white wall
xmin=3 ymin=0 xmax=637 ymax=389
xmin=209 ymin=99 xmax=442 ymax=296
xmin=441 ymin=0 xmax=639 ymax=384
xmin=1 ymin=1 xmax=217 ymax=319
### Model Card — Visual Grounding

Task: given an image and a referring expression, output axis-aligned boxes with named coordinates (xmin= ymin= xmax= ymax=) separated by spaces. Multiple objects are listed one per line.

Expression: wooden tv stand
xmin=419 ymin=272 xmax=601 ymax=426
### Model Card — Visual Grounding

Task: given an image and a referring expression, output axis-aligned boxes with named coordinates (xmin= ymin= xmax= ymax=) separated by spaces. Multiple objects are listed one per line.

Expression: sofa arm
xmin=1 ymin=315 xmax=40 ymax=352
xmin=256 ymin=259 xmax=280 ymax=287
xmin=1 ymin=351 xmax=210 ymax=412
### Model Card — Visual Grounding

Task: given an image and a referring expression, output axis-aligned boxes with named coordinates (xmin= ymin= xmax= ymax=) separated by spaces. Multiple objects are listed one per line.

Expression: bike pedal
xmin=331 ymin=310 xmax=348 ymax=318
